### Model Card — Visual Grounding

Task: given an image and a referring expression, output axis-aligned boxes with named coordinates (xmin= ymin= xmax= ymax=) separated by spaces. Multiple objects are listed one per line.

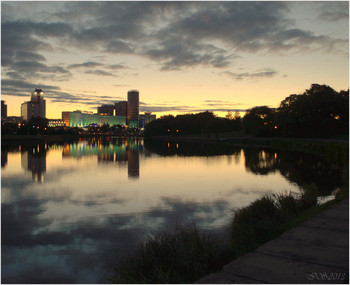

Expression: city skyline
xmin=1 ymin=1 xmax=349 ymax=119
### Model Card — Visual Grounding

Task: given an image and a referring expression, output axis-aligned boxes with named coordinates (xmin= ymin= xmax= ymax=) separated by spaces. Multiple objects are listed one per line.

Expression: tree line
xmin=145 ymin=84 xmax=348 ymax=138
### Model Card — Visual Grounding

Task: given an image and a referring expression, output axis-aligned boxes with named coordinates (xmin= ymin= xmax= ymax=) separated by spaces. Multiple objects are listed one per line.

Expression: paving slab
xmin=280 ymin=226 xmax=349 ymax=248
xmin=301 ymin=216 xmax=349 ymax=232
xmin=222 ymin=252 xmax=348 ymax=284
xmin=194 ymin=272 xmax=266 ymax=284
xmin=256 ymin=238 xmax=349 ymax=269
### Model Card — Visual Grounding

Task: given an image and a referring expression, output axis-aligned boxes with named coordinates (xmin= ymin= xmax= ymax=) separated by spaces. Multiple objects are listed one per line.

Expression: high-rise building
xmin=115 ymin=101 xmax=128 ymax=117
xmin=97 ymin=104 xmax=115 ymax=116
xmin=21 ymin=89 xmax=46 ymax=121
xmin=127 ymin=90 xmax=139 ymax=127
xmin=1 ymin=100 xmax=7 ymax=119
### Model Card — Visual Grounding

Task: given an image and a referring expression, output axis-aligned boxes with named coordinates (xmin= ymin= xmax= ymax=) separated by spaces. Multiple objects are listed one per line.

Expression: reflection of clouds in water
xmin=138 ymin=196 xmax=231 ymax=229
xmin=2 ymin=140 xmax=344 ymax=284
xmin=2 ymin=191 xmax=231 ymax=283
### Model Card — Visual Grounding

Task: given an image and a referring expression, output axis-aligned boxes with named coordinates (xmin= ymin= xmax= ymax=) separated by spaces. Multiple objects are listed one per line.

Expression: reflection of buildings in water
xmin=126 ymin=140 xmax=140 ymax=179
xmin=62 ymin=139 xmax=139 ymax=179
xmin=21 ymin=145 xmax=46 ymax=183
xmin=98 ymin=153 xmax=115 ymax=163
xmin=1 ymin=150 xmax=8 ymax=168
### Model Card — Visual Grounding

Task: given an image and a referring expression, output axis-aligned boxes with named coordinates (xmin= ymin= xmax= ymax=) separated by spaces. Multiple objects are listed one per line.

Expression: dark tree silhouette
xmin=242 ymin=106 xmax=276 ymax=136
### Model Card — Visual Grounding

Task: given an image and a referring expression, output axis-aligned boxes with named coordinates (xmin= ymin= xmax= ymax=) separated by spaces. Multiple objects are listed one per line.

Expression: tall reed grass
xmin=109 ymin=188 xmax=346 ymax=284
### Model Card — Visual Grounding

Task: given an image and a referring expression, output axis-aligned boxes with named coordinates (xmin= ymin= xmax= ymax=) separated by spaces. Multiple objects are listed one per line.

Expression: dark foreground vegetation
xmin=145 ymin=84 xmax=349 ymax=139
xmin=109 ymin=187 xmax=348 ymax=283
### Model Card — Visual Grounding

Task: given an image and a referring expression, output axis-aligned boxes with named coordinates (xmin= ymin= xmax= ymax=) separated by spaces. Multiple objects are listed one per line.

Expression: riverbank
xmin=149 ymin=135 xmax=349 ymax=163
xmin=109 ymin=189 xmax=348 ymax=283
xmin=196 ymin=197 xmax=349 ymax=284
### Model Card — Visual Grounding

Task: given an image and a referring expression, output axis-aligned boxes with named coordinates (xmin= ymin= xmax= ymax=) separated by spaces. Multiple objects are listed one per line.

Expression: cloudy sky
xmin=1 ymin=1 xmax=349 ymax=119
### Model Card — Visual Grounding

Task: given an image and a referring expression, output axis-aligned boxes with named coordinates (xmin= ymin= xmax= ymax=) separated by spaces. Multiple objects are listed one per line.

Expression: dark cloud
xmin=6 ymin=72 xmax=26 ymax=81
xmin=140 ymin=102 xmax=247 ymax=114
xmin=85 ymin=70 xmax=116 ymax=77
xmin=107 ymin=64 xmax=128 ymax=70
xmin=104 ymin=40 xmax=136 ymax=54
xmin=220 ymin=68 xmax=278 ymax=81
xmin=142 ymin=34 xmax=235 ymax=70
xmin=1 ymin=79 xmax=120 ymax=107
xmin=68 ymin=61 xmax=103 ymax=69
xmin=2 ymin=20 xmax=73 ymax=80
xmin=1 ymin=0 xmax=347 ymax=101
xmin=3 ymin=1 xmax=344 ymax=76
xmin=140 ymin=105 xmax=193 ymax=113
xmin=202 ymin=99 xmax=243 ymax=107
xmin=318 ymin=2 xmax=349 ymax=22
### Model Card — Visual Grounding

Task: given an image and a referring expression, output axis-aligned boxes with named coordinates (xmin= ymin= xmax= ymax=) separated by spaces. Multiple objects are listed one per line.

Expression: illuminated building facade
xmin=48 ymin=119 xmax=65 ymax=127
xmin=62 ymin=110 xmax=126 ymax=127
xmin=21 ymin=89 xmax=46 ymax=121
xmin=127 ymin=90 xmax=139 ymax=127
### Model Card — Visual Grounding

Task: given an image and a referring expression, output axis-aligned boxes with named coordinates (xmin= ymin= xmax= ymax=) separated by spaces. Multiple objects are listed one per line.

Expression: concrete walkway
xmin=195 ymin=198 xmax=349 ymax=284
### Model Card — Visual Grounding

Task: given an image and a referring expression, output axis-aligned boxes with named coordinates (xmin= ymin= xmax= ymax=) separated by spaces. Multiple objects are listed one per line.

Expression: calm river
xmin=1 ymin=138 xmax=344 ymax=283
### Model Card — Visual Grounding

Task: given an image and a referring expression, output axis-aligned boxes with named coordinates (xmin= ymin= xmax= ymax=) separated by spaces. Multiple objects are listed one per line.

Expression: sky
xmin=1 ymin=1 xmax=349 ymax=119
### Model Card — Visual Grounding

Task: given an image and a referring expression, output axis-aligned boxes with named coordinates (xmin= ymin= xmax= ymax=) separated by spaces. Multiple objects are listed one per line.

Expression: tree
xmin=242 ymin=106 xmax=276 ymax=136
xmin=26 ymin=117 xmax=49 ymax=135
xmin=276 ymin=84 xmax=349 ymax=137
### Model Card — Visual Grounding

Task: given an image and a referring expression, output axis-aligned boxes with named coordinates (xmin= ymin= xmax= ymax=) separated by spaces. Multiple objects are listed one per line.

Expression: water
xmin=1 ymin=138 xmax=344 ymax=283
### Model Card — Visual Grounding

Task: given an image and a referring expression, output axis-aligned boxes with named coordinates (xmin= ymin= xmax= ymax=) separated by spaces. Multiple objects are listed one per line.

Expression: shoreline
xmin=148 ymin=135 xmax=349 ymax=162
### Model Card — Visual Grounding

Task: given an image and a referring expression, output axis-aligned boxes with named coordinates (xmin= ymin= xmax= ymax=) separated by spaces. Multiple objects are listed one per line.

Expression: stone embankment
xmin=196 ymin=198 xmax=349 ymax=284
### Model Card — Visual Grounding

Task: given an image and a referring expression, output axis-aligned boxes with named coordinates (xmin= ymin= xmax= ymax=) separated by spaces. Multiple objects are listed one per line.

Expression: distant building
xmin=98 ymin=104 xmax=115 ymax=116
xmin=5 ymin=116 xmax=22 ymax=124
xmin=48 ymin=119 xmax=65 ymax=128
xmin=21 ymin=89 xmax=46 ymax=121
xmin=115 ymin=101 xmax=128 ymax=117
xmin=127 ymin=90 xmax=139 ymax=127
xmin=62 ymin=110 xmax=126 ymax=127
xmin=139 ymin=112 xmax=156 ymax=128
xmin=1 ymin=100 xmax=7 ymax=119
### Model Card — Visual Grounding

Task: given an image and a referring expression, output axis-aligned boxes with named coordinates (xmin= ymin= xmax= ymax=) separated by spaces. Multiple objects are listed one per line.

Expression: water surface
xmin=1 ymin=138 xmax=344 ymax=283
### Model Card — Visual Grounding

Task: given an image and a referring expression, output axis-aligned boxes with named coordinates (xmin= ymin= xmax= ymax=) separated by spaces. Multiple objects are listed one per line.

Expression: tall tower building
xmin=1 ymin=100 xmax=7 ymax=119
xmin=115 ymin=101 xmax=128 ymax=117
xmin=127 ymin=90 xmax=139 ymax=127
xmin=21 ymin=89 xmax=46 ymax=121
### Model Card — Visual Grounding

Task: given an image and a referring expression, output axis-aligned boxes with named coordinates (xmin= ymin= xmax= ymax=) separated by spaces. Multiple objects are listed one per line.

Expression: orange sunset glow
xmin=1 ymin=1 xmax=348 ymax=120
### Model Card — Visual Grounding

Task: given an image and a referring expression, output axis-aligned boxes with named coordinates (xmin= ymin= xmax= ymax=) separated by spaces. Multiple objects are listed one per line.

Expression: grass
xmin=108 ymin=183 xmax=348 ymax=284
xmin=108 ymin=224 xmax=233 ymax=284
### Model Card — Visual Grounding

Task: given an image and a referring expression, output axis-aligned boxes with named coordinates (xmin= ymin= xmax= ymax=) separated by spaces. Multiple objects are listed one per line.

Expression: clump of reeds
xmin=230 ymin=190 xmax=318 ymax=254
xmin=109 ymin=224 xmax=233 ymax=284
xmin=109 ymin=186 xmax=341 ymax=284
